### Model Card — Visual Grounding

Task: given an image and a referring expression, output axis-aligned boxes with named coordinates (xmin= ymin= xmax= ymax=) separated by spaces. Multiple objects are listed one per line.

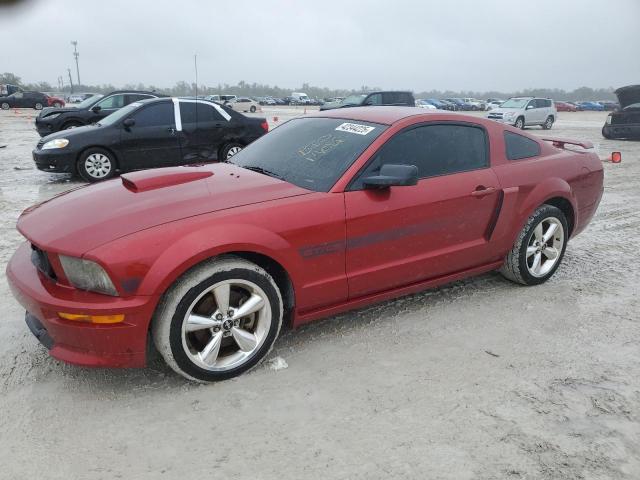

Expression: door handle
xmin=471 ymin=186 xmax=497 ymax=197
xmin=167 ymin=127 xmax=176 ymax=135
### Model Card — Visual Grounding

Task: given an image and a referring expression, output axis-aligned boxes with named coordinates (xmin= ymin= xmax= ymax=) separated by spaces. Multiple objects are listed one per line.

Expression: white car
xmin=487 ymin=97 xmax=557 ymax=130
xmin=416 ymin=100 xmax=437 ymax=110
xmin=228 ymin=97 xmax=259 ymax=113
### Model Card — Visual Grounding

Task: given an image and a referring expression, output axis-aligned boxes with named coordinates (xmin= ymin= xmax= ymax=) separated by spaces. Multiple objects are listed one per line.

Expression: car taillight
xmin=260 ymin=121 xmax=269 ymax=132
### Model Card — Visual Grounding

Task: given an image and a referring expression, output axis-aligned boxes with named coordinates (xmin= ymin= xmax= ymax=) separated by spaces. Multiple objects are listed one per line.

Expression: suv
xmin=319 ymin=91 xmax=415 ymax=111
xmin=487 ymin=97 xmax=556 ymax=130
xmin=35 ymin=90 xmax=166 ymax=137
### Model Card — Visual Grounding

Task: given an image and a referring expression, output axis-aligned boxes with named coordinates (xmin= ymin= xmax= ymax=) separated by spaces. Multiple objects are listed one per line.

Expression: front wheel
xmin=77 ymin=148 xmax=116 ymax=182
xmin=514 ymin=117 xmax=525 ymax=129
xmin=53 ymin=102 xmax=63 ymax=108
xmin=500 ymin=204 xmax=568 ymax=285
xmin=542 ymin=116 xmax=554 ymax=130
xmin=152 ymin=257 xmax=283 ymax=382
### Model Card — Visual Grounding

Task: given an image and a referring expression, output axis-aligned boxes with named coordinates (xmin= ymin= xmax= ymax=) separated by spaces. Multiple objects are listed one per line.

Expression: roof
xmin=308 ymin=106 xmax=434 ymax=125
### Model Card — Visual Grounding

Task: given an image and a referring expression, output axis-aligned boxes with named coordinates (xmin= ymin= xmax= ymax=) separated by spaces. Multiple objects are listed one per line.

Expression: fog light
xmin=58 ymin=313 xmax=125 ymax=324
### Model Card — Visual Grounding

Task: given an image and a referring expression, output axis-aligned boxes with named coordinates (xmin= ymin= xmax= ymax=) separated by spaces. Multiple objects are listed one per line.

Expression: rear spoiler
xmin=541 ymin=137 xmax=594 ymax=150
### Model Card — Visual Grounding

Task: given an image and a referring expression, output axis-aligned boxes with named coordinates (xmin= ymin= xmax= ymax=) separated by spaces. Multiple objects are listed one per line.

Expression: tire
xmin=500 ymin=204 xmax=568 ymax=286
xmin=220 ymin=142 xmax=243 ymax=160
xmin=63 ymin=121 xmax=82 ymax=130
xmin=53 ymin=102 xmax=63 ymax=108
xmin=602 ymin=127 xmax=613 ymax=140
xmin=542 ymin=116 xmax=554 ymax=130
xmin=250 ymin=105 xmax=257 ymax=113
xmin=152 ymin=256 xmax=283 ymax=382
xmin=514 ymin=116 xmax=525 ymax=129
xmin=34 ymin=102 xmax=43 ymax=110
xmin=77 ymin=147 xmax=116 ymax=182
xmin=1 ymin=102 xmax=9 ymax=110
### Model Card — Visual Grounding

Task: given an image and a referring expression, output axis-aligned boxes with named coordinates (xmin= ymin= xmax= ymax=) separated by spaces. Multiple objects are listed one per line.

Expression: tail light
xmin=260 ymin=121 xmax=269 ymax=132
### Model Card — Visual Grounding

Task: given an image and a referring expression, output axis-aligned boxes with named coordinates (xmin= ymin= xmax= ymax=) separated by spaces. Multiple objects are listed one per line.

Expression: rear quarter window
xmin=504 ymin=131 xmax=541 ymax=160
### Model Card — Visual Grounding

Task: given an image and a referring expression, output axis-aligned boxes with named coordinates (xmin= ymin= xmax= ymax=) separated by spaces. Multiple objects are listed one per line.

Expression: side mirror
xmin=123 ymin=118 xmax=135 ymax=128
xmin=362 ymin=164 xmax=418 ymax=189
xmin=91 ymin=105 xmax=101 ymax=113
xmin=526 ymin=105 xmax=535 ymax=110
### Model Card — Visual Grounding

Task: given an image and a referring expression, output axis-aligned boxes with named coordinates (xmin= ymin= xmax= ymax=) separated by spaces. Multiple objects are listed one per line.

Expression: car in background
xmin=0 ymin=91 xmax=51 ymax=110
xmin=422 ymin=99 xmax=450 ymax=110
xmin=228 ymin=97 xmax=260 ymax=113
xmin=577 ymin=101 xmax=604 ymax=111
xmin=416 ymin=100 xmax=437 ymax=109
xmin=68 ymin=93 xmax=95 ymax=103
xmin=8 ymin=107 xmax=604 ymax=381
xmin=258 ymin=97 xmax=276 ymax=106
xmin=462 ymin=98 xmax=485 ymax=110
xmin=320 ymin=91 xmax=415 ymax=111
xmin=487 ymin=97 xmax=556 ymax=129
xmin=602 ymin=84 xmax=640 ymax=140
xmin=34 ymin=90 xmax=165 ymax=137
xmin=486 ymin=99 xmax=504 ymax=110
xmin=598 ymin=101 xmax=619 ymax=111
xmin=220 ymin=95 xmax=238 ymax=104
xmin=204 ymin=94 xmax=221 ymax=103
xmin=444 ymin=98 xmax=473 ymax=111
xmin=46 ymin=95 xmax=65 ymax=108
xmin=289 ymin=92 xmax=311 ymax=105
xmin=436 ymin=99 xmax=458 ymax=111
xmin=32 ymin=97 xmax=269 ymax=182
xmin=554 ymin=101 xmax=577 ymax=112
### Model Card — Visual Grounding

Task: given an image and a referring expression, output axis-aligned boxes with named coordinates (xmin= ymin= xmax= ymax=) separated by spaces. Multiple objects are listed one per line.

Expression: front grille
xmin=30 ymin=244 xmax=57 ymax=281
xmin=488 ymin=113 xmax=503 ymax=119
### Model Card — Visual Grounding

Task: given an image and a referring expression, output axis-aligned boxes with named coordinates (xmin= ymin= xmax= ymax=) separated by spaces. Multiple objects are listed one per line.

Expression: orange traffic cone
xmin=611 ymin=151 xmax=621 ymax=163
xmin=273 ymin=116 xmax=279 ymax=123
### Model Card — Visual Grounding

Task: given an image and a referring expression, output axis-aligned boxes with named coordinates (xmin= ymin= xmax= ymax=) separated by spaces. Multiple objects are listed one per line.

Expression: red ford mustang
xmin=6 ymin=107 xmax=604 ymax=381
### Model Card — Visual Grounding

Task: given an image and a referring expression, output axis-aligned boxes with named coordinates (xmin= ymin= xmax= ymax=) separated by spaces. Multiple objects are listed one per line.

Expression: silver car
xmin=486 ymin=97 xmax=557 ymax=130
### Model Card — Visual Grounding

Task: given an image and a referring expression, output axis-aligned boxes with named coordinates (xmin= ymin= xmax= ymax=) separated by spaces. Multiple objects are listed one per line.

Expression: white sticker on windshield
xmin=335 ymin=122 xmax=375 ymax=135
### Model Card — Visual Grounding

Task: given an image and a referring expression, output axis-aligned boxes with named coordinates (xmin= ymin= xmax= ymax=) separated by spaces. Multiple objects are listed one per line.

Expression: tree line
xmin=0 ymin=72 xmax=618 ymax=102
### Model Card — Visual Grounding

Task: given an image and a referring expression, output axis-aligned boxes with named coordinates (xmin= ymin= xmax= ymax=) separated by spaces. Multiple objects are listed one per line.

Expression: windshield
xmin=77 ymin=94 xmax=104 ymax=109
xmin=230 ymin=117 xmax=387 ymax=192
xmin=97 ymin=102 xmax=142 ymax=126
xmin=500 ymin=98 xmax=529 ymax=108
xmin=340 ymin=94 xmax=366 ymax=106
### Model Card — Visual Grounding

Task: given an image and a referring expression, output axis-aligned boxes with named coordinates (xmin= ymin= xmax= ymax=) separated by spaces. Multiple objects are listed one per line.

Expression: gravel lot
xmin=0 ymin=107 xmax=638 ymax=479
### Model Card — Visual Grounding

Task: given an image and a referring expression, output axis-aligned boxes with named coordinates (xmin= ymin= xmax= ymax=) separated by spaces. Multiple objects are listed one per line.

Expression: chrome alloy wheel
xmin=181 ymin=279 xmax=271 ymax=372
xmin=226 ymin=146 xmax=242 ymax=158
xmin=526 ymin=217 xmax=564 ymax=278
xmin=84 ymin=153 xmax=112 ymax=178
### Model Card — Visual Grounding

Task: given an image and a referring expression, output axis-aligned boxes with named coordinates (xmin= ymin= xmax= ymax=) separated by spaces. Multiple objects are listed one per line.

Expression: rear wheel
xmin=220 ymin=142 xmax=243 ymax=160
xmin=542 ymin=116 xmax=554 ymax=130
xmin=34 ymin=102 xmax=43 ymax=110
xmin=152 ymin=257 xmax=283 ymax=382
xmin=514 ymin=116 xmax=525 ymax=129
xmin=500 ymin=204 xmax=568 ymax=286
xmin=250 ymin=105 xmax=257 ymax=113
xmin=77 ymin=148 xmax=116 ymax=182
xmin=53 ymin=102 xmax=63 ymax=108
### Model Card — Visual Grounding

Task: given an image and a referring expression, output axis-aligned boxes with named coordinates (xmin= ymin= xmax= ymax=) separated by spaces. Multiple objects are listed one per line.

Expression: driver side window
xmin=350 ymin=124 xmax=488 ymax=190
xmin=96 ymin=94 xmax=126 ymax=109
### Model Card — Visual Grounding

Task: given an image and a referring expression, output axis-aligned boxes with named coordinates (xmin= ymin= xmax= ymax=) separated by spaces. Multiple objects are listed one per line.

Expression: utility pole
xmin=71 ymin=41 xmax=81 ymax=86
xmin=67 ymin=68 xmax=74 ymax=94
xmin=57 ymin=76 xmax=64 ymax=92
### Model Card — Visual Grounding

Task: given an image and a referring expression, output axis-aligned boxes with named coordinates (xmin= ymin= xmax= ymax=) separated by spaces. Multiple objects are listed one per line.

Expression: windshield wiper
xmin=242 ymin=166 xmax=283 ymax=180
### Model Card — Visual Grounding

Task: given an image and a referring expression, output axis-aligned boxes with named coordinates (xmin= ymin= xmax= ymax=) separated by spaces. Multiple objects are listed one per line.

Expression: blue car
xmin=578 ymin=101 xmax=605 ymax=111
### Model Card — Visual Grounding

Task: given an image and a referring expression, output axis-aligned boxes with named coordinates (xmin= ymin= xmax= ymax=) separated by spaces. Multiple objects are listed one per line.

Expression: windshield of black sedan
xmin=230 ymin=117 xmax=387 ymax=192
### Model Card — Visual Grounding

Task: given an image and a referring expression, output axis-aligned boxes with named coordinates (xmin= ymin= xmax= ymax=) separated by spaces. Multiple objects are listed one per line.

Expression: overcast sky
xmin=1 ymin=0 xmax=639 ymax=92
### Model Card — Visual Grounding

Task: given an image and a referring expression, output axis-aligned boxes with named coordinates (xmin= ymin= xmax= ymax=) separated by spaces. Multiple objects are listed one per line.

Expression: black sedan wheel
xmin=221 ymin=143 xmax=243 ymax=160
xmin=1 ymin=102 xmax=9 ymax=110
xmin=34 ymin=102 xmax=43 ymax=110
xmin=77 ymin=148 xmax=116 ymax=182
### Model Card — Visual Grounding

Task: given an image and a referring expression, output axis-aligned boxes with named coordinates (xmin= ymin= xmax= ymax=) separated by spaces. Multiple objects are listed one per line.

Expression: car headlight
xmin=42 ymin=138 xmax=69 ymax=150
xmin=44 ymin=113 xmax=61 ymax=120
xmin=59 ymin=255 xmax=118 ymax=296
xmin=503 ymin=112 xmax=516 ymax=118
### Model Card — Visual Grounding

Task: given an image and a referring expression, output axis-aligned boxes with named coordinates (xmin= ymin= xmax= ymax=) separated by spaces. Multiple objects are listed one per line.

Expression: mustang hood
xmin=17 ymin=163 xmax=311 ymax=254
xmin=615 ymin=85 xmax=640 ymax=110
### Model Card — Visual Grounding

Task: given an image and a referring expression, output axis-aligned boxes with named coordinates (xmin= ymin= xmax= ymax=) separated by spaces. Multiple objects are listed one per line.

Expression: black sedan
xmin=33 ymin=98 xmax=269 ymax=182
xmin=34 ymin=90 xmax=165 ymax=137
xmin=0 ymin=91 xmax=49 ymax=110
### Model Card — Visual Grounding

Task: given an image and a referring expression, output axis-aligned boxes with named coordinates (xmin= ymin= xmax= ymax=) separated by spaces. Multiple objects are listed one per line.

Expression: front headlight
xmin=503 ymin=112 xmax=516 ymax=118
xmin=42 ymin=138 xmax=69 ymax=150
xmin=59 ymin=255 xmax=118 ymax=296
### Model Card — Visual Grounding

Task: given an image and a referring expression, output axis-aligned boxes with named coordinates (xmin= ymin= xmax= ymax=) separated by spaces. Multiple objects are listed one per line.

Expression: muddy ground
xmin=0 ymin=107 xmax=638 ymax=479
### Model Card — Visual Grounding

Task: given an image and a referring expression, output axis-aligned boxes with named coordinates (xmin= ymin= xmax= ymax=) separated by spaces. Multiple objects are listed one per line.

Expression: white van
xmin=290 ymin=92 xmax=310 ymax=105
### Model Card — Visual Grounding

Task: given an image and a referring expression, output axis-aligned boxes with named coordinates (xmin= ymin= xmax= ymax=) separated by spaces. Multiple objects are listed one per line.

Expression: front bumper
xmin=602 ymin=123 xmax=640 ymax=139
xmin=32 ymin=148 xmax=77 ymax=173
xmin=486 ymin=116 xmax=517 ymax=125
xmin=35 ymin=121 xmax=55 ymax=137
xmin=7 ymin=242 xmax=159 ymax=368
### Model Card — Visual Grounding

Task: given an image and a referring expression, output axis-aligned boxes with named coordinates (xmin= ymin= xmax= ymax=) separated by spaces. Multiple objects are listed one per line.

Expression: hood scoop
xmin=121 ymin=167 xmax=213 ymax=192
